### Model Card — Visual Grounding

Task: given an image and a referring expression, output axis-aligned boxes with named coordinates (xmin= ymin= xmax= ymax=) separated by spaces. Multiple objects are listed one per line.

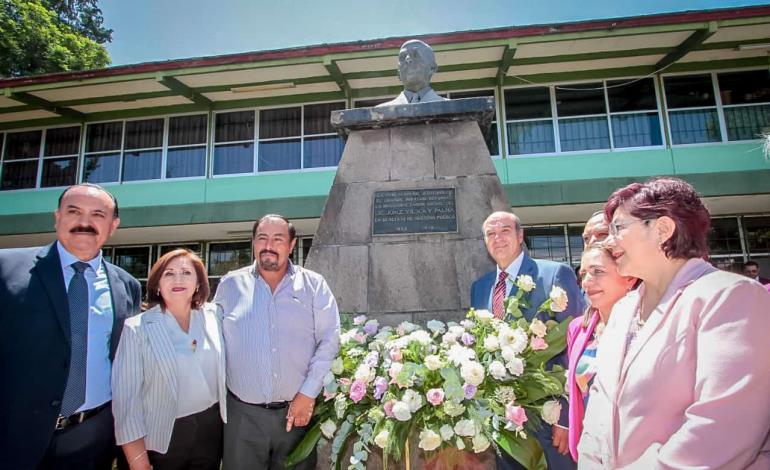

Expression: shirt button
xmin=273 ymin=373 xmax=278 ymax=378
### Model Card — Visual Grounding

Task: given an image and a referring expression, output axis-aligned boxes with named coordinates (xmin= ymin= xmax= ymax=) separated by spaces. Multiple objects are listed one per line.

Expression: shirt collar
xmin=404 ymin=86 xmax=432 ymax=101
xmin=496 ymin=251 xmax=525 ymax=283
xmin=56 ymin=241 xmax=102 ymax=272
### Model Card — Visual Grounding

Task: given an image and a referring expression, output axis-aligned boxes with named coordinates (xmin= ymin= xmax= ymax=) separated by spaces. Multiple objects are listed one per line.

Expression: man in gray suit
xmin=377 ymin=39 xmax=448 ymax=106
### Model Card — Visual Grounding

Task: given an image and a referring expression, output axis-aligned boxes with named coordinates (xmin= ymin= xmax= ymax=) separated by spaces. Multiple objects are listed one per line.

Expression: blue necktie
xmin=60 ymin=261 xmax=90 ymax=416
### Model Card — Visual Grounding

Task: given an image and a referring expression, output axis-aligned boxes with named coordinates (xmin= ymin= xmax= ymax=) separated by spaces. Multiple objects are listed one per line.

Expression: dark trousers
xmin=37 ymin=404 xmax=115 ymax=470
xmin=148 ymin=403 xmax=223 ymax=470
xmin=495 ymin=424 xmax=576 ymax=470
xmin=223 ymin=392 xmax=316 ymax=470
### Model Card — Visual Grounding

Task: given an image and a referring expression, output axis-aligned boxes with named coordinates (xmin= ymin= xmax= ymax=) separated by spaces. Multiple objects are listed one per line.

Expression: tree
xmin=0 ymin=0 xmax=110 ymax=78
xmin=43 ymin=0 xmax=112 ymax=44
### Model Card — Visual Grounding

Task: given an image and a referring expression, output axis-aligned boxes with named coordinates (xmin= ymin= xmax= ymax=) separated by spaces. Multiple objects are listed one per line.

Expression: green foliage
xmin=43 ymin=0 xmax=112 ymax=43
xmin=0 ymin=0 xmax=110 ymax=77
xmin=494 ymin=429 xmax=547 ymax=470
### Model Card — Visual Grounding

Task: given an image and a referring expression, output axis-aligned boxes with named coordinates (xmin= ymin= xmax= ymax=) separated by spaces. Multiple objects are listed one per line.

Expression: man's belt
xmin=55 ymin=401 xmax=110 ymax=431
xmin=228 ymin=390 xmax=290 ymax=409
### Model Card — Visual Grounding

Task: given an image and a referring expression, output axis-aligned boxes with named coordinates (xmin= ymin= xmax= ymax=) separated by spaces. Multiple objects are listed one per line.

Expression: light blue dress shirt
xmin=57 ymin=243 xmax=114 ymax=411
xmin=214 ymin=262 xmax=340 ymax=404
xmin=487 ymin=250 xmax=525 ymax=310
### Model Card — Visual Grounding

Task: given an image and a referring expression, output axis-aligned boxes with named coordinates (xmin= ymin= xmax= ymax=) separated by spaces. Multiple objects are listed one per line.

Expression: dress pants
xmin=223 ymin=392 xmax=316 ymax=470
xmin=495 ymin=424 xmax=576 ymax=470
xmin=37 ymin=404 xmax=115 ymax=470
xmin=148 ymin=403 xmax=223 ymax=470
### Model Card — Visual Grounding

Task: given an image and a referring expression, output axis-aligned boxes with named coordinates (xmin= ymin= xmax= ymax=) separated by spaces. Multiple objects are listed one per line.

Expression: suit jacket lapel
xmin=144 ymin=309 xmax=178 ymax=397
xmin=33 ymin=243 xmax=70 ymax=344
xmin=104 ymin=262 xmax=128 ymax=360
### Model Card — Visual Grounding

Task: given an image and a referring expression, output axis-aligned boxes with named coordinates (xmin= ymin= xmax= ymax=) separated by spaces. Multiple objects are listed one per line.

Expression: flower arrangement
xmin=287 ymin=275 xmax=572 ymax=470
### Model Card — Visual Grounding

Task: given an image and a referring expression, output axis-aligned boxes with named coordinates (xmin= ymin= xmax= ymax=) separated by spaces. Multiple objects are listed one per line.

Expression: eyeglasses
xmin=608 ymin=219 xmax=652 ymax=237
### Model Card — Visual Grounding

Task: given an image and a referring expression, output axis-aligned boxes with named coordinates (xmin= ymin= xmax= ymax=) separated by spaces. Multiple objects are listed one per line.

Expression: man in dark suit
xmin=470 ymin=211 xmax=584 ymax=470
xmin=742 ymin=260 xmax=770 ymax=285
xmin=0 ymin=183 xmax=142 ymax=470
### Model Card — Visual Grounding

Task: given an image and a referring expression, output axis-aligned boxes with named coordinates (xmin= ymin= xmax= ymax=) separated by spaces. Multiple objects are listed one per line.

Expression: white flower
xmin=427 ymin=320 xmax=446 ymax=334
xmin=402 ymin=389 xmax=424 ymax=412
xmin=460 ymin=361 xmax=485 ymax=386
xmin=500 ymin=346 xmax=516 ymax=363
xmin=498 ymin=325 xmax=528 ymax=355
xmin=472 ymin=434 xmax=491 ymax=453
xmin=474 ymin=309 xmax=494 ymax=321
xmin=506 ymin=357 xmax=525 ymax=377
xmin=425 ymin=354 xmax=443 ymax=371
xmin=443 ymin=400 xmax=466 ymax=417
xmin=354 ymin=364 xmax=375 ymax=383
xmin=334 ymin=394 xmax=347 ymax=419
xmin=454 ymin=419 xmax=477 ymax=437
xmin=448 ymin=325 xmax=465 ymax=336
xmin=340 ymin=329 xmax=357 ymax=344
xmin=439 ymin=424 xmax=455 ymax=441
xmin=392 ymin=401 xmax=412 ymax=421
xmin=331 ymin=357 xmax=344 ymax=375
xmin=483 ymin=335 xmax=500 ymax=352
xmin=418 ymin=429 xmax=442 ymax=451
xmin=549 ymin=286 xmax=569 ymax=313
xmin=374 ymin=430 xmax=389 ymax=448
xmin=542 ymin=400 xmax=562 ymax=425
xmin=515 ymin=275 xmax=536 ymax=293
xmin=493 ymin=386 xmax=516 ymax=404
xmin=488 ymin=360 xmax=507 ymax=380
xmin=530 ymin=319 xmax=548 ymax=338
xmin=320 ymin=419 xmax=337 ymax=439
xmin=408 ymin=330 xmax=432 ymax=346
xmin=447 ymin=344 xmax=476 ymax=366
xmin=441 ymin=332 xmax=458 ymax=346
xmin=456 ymin=436 xmax=465 ymax=450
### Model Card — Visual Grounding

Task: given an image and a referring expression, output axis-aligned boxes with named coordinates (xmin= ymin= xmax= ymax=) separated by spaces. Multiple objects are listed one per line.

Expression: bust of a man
xmin=377 ymin=39 xmax=448 ymax=106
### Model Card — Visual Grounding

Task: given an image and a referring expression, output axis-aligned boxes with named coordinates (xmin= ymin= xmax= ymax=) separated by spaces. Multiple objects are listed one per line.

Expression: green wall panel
xmin=671 ymin=143 xmax=770 ymax=174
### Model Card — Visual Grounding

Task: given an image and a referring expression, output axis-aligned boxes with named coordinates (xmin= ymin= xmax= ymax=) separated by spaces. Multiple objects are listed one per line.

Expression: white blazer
xmin=112 ymin=303 xmax=227 ymax=453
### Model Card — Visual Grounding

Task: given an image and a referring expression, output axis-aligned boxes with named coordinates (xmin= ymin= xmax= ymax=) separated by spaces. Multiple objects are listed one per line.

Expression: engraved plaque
xmin=372 ymin=188 xmax=457 ymax=235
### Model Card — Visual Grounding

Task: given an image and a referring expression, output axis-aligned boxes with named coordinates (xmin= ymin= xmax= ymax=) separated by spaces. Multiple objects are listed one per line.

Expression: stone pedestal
xmin=305 ymin=98 xmax=510 ymax=326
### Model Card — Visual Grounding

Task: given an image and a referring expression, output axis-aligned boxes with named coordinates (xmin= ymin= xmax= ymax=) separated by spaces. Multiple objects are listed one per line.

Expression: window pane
xmin=167 ymin=147 xmax=206 ymax=178
xmin=523 ymin=226 xmax=567 ymax=262
xmin=486 ymin=122 xmax=500 ymax=156
xmin=41 ymin=157 xmax=77 ymax=187
xmin=708 ymin=217 xmax=741 ymax=256
xmin=259 ymin=107 xmax=301 ymax=139
xmin=611 ymin=112 xmax=662 ymax=148
xmin=123 ymin=150 xmax=161 ymax=181
xmin=450 ymin=90 xmax=494 ymax=99
xmin=303 ymin=135 xmax=343 ymax=168
xmin=159 ymin=243 xmax=202 ymax=258
xmin=113 ymin=246 xmax=150 ymax=279
xmin=505 ymin=87 xmax=551 ymax=120
xmin=215 ymin=111 xmax=254 ymax=143
xmin=208 ymin=242 xmax=252 ymax=276
xmin=607 ymin=78 xmax=657 ymax=112
xmin=124 ymin=119 xmax=163 ymax=150
xmin=664 ymin=74 xmax=715 ymax=109
xmin=669 ymin=109 xmax=721 ymax=144
xmin=83 ymin=153 xmax=121 ymax=183
xmin=568 ymin=226 xmax=585 ymax=266
xmin=1 ymin=160 xmax=37 ymax=190
xmin=718 ymin=69 xmax=770 ymax=106
xmin=724 ymin=104 xmax=770 ymax=141
xmin=213 ymin=143 xmax=254 ymax=175
xmin=258 ymin=139 xmax=301 ymax=172
xmin=44 ymin=126 xmax=80 ymax=156
xmin=304 ymin=102 xmax=345 ymax=135
xmin=555 ymin=83 xmax=605 ymax=117
xmin=507 ymin=120 xmax=555 ymax=155
xmin=169 ymin=114 xmax=207 ymax=146
xmin=5 ymin=130 xmax=42 ymax=160
xmin=86 ymin=122 xmax=123 ymax=153
xmin=558 ymin=116 xmax=610 ymax=152
xmin=744 ymin=216 xmax=770 ymax=255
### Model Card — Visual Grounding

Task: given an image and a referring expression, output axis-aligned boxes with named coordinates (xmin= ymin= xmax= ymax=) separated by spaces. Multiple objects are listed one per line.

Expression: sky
xmin=100 ymin=0 xmax=770 ymax=66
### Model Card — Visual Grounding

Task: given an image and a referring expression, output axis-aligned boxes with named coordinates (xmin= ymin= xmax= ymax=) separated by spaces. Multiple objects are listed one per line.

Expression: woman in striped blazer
xmin=112 ymin=249 xmax=227 ymax=470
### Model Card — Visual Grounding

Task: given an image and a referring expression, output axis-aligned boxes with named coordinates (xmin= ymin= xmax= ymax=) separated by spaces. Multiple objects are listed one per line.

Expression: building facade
xmin=1 ymin=6 xmax=769 ymax=293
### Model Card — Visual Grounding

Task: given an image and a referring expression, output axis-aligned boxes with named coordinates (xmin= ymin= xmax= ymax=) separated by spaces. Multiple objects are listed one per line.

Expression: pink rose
xmin=338 ymin=377 xmax=352 ymax=387
xmin=323 ymin=389 xmax=335 ymax=401
xmin=426 ymin=388 xmax=445 ymax=406
xmin=506 ymin=404 xmax=528 ymax=427
xmin=388 ymin=362 xmax=403 ymax=383
xmin=384 ymin=400 xmax=395 ymax=418
xmin=530 ymin=337 xmax=548 ymax=351
xmin=349 ymin=380 xmax=367 ymax=403
xmin=354 ymin=333 xmax=367 ymax=344
xmin=389 ymin=348 xmax=403 ymax=362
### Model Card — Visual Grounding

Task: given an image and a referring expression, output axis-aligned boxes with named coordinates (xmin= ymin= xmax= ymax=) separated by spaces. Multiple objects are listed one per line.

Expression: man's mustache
xmin=259 ymin=249 xmax=279 ymax=257
xmin=70 ymin=226 xmax=98 ymax=234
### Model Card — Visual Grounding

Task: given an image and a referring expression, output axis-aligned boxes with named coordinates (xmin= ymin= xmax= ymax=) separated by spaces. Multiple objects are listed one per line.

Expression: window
xmin=1 ymin=130 xmax=42 ymax=190
xmin=157 ymin=243 xmax=202 ymax=261
xmin=717 ymin=69 xmax=770 ymax=141
xmin=567 ymin=225 xmax=585 ymax=267
xmin=556 ymin=83 xmax=610 ymax=152
xmin=447 ymin=90 xmax=500 ymax=156
xmin=290 ymin=236 xmax=314 ymax=266
xmin=83 ymin=121 xmax=122 ymax=183
xmin=523 ymin=226 xmax=568 ymax=263
xmin=42 ymin=127 xmax=80 ymax=187
xmin=744 ymin=216 xmax=770 ymax=257
xmin=505 ymin=87 xmax=555 ymax=155
xmin=606 ymin=78 xmax=663 ymax=148
xmin=708 ymin=217 xmax=742 ymax=256
xmin=207 ymin=241 xmax=252 ymax=295
xmin=123 ymin=118 xmax=163 ymax=181
xmin=111 ymin=246 xmax=152 ymax=295
xmin=1 ymin=126 xmax=82 ymax=191
xmin=663 ymin=74 xmax=721 ymax=144
xmin=214 ymin=111 xmax=255 ymax=175
xmin=167 ymin=115 xmax=207 ymax=178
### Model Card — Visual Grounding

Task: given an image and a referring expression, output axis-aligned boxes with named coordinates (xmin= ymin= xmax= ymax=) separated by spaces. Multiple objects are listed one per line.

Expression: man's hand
xmin=286 ymin=392 xmax=315 ymax=432
xmin=552 ymin=425 xmax=569 ymax=455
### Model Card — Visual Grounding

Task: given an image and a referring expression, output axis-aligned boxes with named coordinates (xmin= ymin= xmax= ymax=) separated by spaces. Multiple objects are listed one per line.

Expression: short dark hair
xmin=145 ymin=249 xmax=209 ymax=311
xmin=58 ymin=183 xmax=119 ymax=218
xmin=743 ymin=260 xmax=759 ymax=269
xmin=252 ymin=214 xmax=296 ymax=241
xmin=604 ymin=177 xmax=710 ymax=260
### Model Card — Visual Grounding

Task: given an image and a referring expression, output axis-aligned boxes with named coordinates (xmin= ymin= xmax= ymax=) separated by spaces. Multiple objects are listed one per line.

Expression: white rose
xmin=392 ymin=401 xmax=412 ymax=421
xmin=331 ymin=357 xmax=344 ymax=375
xmin=408 ymin=330 xmax=432 ymax=346
xmin=549 ymin=286 xmax=569 ymax=313
xmin=402 ymin=389 xmax=424 ymax=412
xmin=472 ymin=433 xmax=491 ymax=453
xmin=374 ymin=429 xmax=389 ymax=448
xmin=530 ymin=319 xmax=548 ymax=338
xmin=443 ymin=400 xmax=466 ymax=417
xmin=515 ymin=274 xmax=536 ymax=293
xmin=418 ymin=429 xmax=442 ymax=451
xmin=448 ymin=325 xmax=465 ymax=336
xmin=354 ymin=364 xmax=374 ymax=383
xmin=427 ymin=320 xmax=446 ymax=334
xmin=542 ymin=400 xmax=562 ymax=425
xmin=474 ymin=309 xmax=494 ymax=322
xmin=506 ymin=357 xmax=525 ymax=377
xmin=340 ymin=330 xmax=357 ymax=344
xmin=483 ymin=335 xmax=500 ymax=352
xmin=500 ymin=345 xmax=517 ymax=363
xmin=439 ymin=424 xmax=454 ymax=441
xmin=441 ymin=331 xmax=458 ymax=346
xmin=460 ymin=361 xmax=485 ymax=386
xmin=447 ymin=344 xmax=476 ymax=366
xmin=320 ymin=419 xmax=337 ymax=439
xmin=425 ymin=354 xmax=443 ymax=371
xmin=498 ymin=326 xmax=528 ymax=355
xmin=488 ymin=360 xmax=507 ymax=380
xmin=454 ymin=419 xmax=477 ymax=437
xmin=456 ymin=436 xmax=465 ymax=451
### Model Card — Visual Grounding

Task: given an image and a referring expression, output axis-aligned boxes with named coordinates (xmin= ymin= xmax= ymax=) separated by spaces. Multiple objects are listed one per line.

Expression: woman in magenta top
xmin=566 ymin=244 xmax=636 ymax=461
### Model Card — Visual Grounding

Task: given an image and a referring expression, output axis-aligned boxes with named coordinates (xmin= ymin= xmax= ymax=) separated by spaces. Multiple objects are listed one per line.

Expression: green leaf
xmin=528 ymin=316 xmax=571 ymax=366
xmin=284 ymin=421 xmax=322 ymax=467
xmin=440 ymin=367 xmax=464 ymax=402
xmin=494 ymin=429 xmax=547 ymax=470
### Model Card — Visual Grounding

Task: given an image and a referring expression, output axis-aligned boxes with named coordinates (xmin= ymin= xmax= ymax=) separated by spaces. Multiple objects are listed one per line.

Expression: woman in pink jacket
xmin=578 ymin=177 xmax=770 ymax=469
xmin=566 ymin=244 xmax=636 ymax=462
